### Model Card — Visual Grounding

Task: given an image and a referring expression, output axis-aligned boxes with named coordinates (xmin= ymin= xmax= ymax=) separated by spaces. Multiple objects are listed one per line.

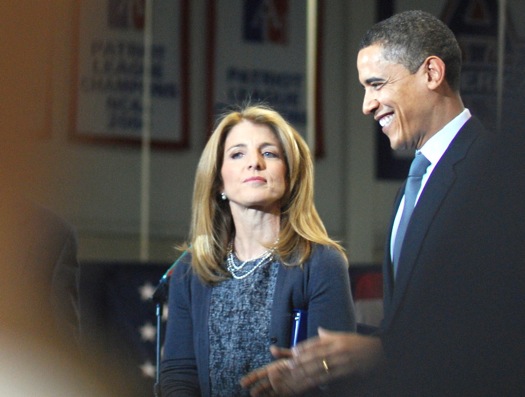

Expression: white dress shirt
xmin=390 ymin=109 xmax=472 ymax=262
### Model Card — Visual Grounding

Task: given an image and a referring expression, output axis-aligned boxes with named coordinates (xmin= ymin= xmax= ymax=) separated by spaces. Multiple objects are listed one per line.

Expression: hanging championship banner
xmin=71 ymin=0 xmax=190 ymax=149
xmin=207 ymin=0 xmax=324 ymax=156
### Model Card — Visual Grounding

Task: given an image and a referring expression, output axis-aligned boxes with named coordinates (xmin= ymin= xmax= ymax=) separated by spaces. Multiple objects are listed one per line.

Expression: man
xmin=0 ymin=194 xmax=127 ymax=396
xmin=0 ymin=192 xmax=80 ymax=353
xmin=1 ymin=111 xmax=80 ymax=352
xmin=241 ymin=10 xmax=525 ymax=396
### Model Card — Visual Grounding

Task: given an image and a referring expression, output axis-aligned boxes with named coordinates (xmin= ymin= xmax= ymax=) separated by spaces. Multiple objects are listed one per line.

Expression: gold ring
xmin=322 ymin=359 xmax=330 ymax=374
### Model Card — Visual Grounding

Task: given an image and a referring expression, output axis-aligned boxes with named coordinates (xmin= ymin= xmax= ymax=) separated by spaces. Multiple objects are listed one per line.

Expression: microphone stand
xmin=149 ymin=251 xmax=187 ymax=396
xmin=151 ymin=275 xmax=169 ymax=397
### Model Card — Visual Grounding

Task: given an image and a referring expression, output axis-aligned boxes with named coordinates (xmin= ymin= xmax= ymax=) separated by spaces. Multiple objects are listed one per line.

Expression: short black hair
xmin=359 ymin=10 xmax=462 ymax=91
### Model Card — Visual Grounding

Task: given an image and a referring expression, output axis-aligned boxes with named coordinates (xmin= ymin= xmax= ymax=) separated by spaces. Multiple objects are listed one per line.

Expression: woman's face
xmin=221 ymin=120 xmax=287 ymax=213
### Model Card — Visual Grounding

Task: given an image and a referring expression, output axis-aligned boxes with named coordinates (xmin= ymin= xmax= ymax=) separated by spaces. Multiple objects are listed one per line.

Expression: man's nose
xmin=362 ymin=91 xmax=379 ymax=115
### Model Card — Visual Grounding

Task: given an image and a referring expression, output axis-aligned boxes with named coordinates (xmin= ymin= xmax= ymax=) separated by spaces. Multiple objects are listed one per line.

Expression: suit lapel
xmin=382 ymin=188 xmax=402 ymax=315
xmin=382 ymin=118 xmax=483 ymax=329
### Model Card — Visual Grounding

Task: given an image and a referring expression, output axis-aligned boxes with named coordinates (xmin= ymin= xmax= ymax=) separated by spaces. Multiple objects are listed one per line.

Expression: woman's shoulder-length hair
xmin=183 ymin=104 xmax=347 ymax=284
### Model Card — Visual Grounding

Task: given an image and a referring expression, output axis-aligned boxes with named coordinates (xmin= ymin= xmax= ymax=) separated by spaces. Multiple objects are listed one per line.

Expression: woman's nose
xmin=247 ymin=152 xmax=263 ymax=170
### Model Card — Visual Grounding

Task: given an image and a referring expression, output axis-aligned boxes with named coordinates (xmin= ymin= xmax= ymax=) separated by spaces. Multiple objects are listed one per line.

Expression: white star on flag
xmin=162 ymin=304 xmax=169 ymax=321
xmin=139 ymin=321 xmax=157 ymax=343
xmin=139 ymin=360 xmax=156 ymax=379
xmin=138 ymin=282 xmax=156 ymax=301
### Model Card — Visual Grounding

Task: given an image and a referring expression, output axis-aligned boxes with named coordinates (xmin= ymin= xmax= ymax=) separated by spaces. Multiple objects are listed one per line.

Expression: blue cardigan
xmin=160 ymin=244 xmax=356 ymax=396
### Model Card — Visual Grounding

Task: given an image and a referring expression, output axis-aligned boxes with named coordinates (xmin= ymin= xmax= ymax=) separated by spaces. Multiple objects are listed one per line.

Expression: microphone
xmin=151 ymin=251 xmax=188 ymax=304
xmin=151 ymin=274 xmax=170 ymax=304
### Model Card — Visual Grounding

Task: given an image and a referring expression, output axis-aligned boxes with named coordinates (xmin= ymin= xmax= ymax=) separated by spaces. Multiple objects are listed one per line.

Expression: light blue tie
xmin=393 ymin=153 xmax=431 ymax=276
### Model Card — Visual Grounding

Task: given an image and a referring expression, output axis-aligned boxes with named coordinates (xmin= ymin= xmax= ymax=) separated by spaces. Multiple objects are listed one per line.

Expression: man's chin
xmin=388 ymin=135 xmax=411 ymax=152
xmin=383 ymin=129 xmax=399 ymax=150
xmin=388 ymin=138 xmax=403 ymax=151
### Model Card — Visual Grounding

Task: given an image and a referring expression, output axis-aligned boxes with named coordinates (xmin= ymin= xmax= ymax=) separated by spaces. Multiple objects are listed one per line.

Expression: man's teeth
xmin=379 ymin=114 xmax=394 ymax=127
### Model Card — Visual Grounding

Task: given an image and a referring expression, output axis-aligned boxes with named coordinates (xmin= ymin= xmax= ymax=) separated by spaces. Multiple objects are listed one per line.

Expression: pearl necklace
xmin=226 ymin=241 xmax=277 ymax=280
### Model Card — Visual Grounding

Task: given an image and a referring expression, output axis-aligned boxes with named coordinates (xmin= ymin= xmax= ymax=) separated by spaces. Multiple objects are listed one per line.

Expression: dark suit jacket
xmin=375 ymin=117 xmax=525 ymax=396
xmin=0 ymin=195 xmax=80 ymax=353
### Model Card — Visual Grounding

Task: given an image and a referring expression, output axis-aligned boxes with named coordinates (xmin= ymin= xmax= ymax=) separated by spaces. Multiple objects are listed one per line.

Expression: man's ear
xmin=423 ymin=56 xmax=446 ymax=90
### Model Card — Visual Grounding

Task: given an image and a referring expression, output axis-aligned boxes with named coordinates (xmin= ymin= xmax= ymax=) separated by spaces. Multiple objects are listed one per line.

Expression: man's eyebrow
xmin=365 ymin=77 xmax=384 ymax=85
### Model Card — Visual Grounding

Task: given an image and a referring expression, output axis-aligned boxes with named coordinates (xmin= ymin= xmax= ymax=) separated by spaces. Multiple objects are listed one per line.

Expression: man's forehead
xmin=357 ymin=46 xmax=385 ymax=76
xmin=358 ymin=46 xmax=387 ymax=71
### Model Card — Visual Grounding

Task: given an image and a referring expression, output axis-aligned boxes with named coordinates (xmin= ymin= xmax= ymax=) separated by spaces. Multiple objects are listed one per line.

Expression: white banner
xmin=72 ymin=0 xmax=189 ymax=148
xmin=208 ymin=0 xmax=322 ymax=154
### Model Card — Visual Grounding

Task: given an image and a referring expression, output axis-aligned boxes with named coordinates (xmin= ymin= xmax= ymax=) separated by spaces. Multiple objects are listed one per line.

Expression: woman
xmin=160 ymin=105 xmax=356 ymax=396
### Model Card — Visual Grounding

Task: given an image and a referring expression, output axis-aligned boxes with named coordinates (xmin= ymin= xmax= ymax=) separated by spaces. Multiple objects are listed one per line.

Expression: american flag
xmin=80 ymin=262 xmax=168 ymax=397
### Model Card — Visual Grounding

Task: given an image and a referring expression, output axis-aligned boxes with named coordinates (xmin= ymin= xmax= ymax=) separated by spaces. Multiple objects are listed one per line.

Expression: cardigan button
xmin=270 ymin=337 xmax=278 ymax=344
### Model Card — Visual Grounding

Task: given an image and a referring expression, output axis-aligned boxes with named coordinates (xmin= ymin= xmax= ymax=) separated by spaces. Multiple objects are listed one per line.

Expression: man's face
xmin=357 ymin=44 xmax=431 ymax=151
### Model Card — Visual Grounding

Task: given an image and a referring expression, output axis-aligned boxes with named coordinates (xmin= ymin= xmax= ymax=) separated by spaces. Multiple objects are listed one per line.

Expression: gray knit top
xmin=208 ymin=257 xmax=279 ymax=397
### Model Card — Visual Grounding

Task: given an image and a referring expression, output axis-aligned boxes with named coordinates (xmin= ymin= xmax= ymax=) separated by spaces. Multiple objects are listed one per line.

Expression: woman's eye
xmin=230 ymin=151 xmax=244 ymax=159
xmin=263 ymin=151 xmax=279 ymax=158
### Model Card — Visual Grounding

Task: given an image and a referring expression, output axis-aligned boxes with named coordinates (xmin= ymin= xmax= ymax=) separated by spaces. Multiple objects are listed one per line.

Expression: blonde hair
xmin=184 ymin=104 xmax=347 ymax=284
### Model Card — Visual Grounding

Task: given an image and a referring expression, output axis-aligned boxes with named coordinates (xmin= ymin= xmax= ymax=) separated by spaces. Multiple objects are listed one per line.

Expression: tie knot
xmin=409 ymin=153 xmax=431 ymax=177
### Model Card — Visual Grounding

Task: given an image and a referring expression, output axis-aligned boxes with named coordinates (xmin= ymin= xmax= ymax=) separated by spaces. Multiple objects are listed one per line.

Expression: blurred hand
xmin=240 ymin=346 xmax=300 ymax=396
xmin=240 ymin=328 xmax=384 ymax=396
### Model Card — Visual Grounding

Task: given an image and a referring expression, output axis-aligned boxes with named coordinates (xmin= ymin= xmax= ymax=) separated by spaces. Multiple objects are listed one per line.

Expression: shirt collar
xmin=418 ymin=108 xmax=471 ymax=164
